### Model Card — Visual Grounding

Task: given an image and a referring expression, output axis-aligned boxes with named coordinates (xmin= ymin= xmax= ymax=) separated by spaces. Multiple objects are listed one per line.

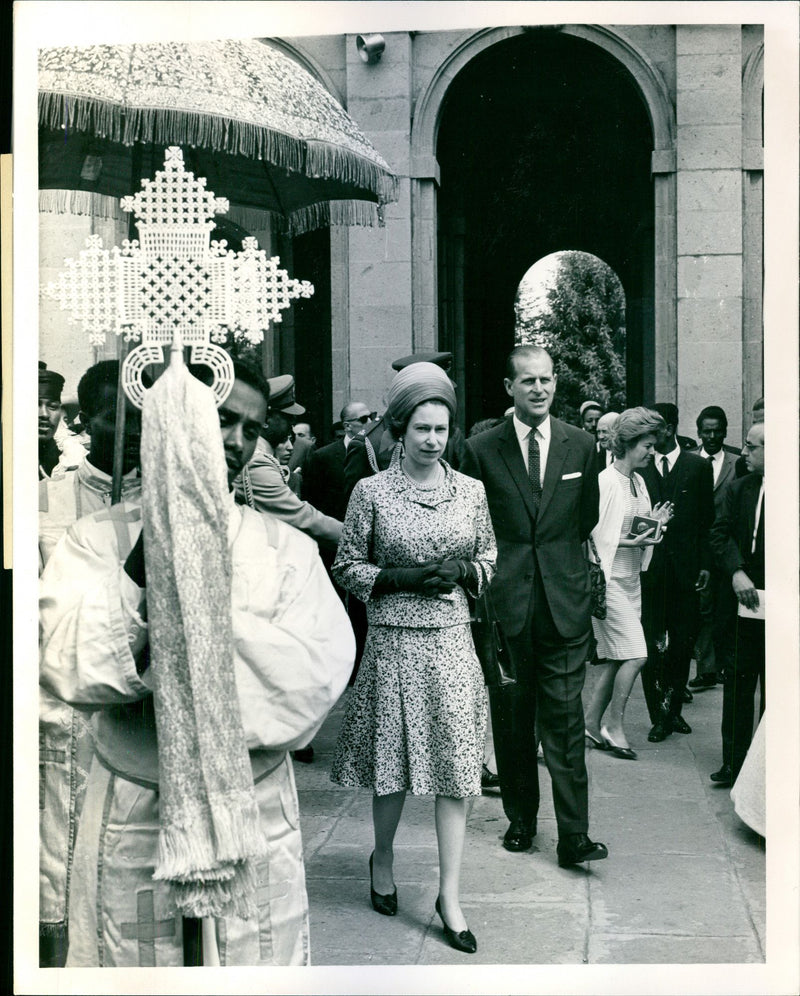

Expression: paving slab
xmin=294 ymin=671 xmax=766 ymax=970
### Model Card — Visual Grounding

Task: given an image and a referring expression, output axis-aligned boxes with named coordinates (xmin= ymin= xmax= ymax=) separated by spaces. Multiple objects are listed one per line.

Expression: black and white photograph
xmin=10 ymin=2 xmax=799 ymax=993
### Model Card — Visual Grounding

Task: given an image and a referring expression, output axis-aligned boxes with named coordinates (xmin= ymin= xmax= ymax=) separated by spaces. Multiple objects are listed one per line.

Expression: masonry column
xmin=675 ymin=25 xmax=744 ymax=441
xmin=344 ymin=32 xmax=413 ymax=414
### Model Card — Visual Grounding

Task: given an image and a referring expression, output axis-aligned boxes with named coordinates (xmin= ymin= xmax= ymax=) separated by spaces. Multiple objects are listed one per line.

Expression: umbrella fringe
xmin=287 ymin=200 xmax=383 ymax=236
xmin=40 ymin=189 xmax=385 ymax=236
xmin=40 ymin=91 xmax=398 ymax=204
xmin=39 ymin=188 xmax=125 ymax=221
xmin=306 ymin=141 xmax=399 ymax=204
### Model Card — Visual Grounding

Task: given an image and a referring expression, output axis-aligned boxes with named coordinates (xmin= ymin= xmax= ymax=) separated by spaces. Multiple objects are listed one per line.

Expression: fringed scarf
xmin=140 ymin=363 xmax=265 ymax=919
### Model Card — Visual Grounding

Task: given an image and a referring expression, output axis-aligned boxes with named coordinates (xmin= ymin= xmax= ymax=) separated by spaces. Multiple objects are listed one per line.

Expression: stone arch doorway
xmin=414 ymin=26 xmax=674 ymax=430
xmin=513 ymin=251 xmax=628 ymax=426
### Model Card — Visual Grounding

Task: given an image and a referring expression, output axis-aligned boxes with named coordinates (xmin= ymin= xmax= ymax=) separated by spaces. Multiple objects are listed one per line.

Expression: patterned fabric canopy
xmin=39 ymin=39 xmax=398 ymax=234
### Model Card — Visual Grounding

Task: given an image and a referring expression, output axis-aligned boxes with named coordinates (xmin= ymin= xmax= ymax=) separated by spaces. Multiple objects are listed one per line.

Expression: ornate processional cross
xmin=45 ymin=147 xmax=314 ymax=407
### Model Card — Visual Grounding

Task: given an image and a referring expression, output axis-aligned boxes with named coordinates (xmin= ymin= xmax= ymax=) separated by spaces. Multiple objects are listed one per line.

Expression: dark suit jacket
xmin=461 ymin=415 xmax=599 ymax=640
xmin=304 ymin=439 xmax=347 ymax=521
xmin=709 ymin=473 xmax=765 ymax=590
xmin=641 ymin=450 xmax=715 ymax=590
xmin=709 ymin=450 xmax=738 ymax=516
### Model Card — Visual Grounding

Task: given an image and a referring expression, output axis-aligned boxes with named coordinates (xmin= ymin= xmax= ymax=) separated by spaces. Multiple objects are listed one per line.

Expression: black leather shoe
xmin=481 ymin=764 xmax=500 ymax=789
xmin=502 ymin=819 xmax=536 ymax=852
xmin=688 ymin=674 xmax=718 ymax=689
xmin=557 ymin=833 xmax=609 ymax=868
xmin=292 ymin=745 xmax=314 ymax=763
xmin=369 ymin=853 xmax=397 ymax=916
xmin=682 ymin=688 xmax=694 ymax=703
xmin=670 ymin=715 xmax=692 ymax=735
xmin=647 ymin=719 xmax=672 ymax=742
xmin=710 ymin=764 xmax=733 ymax=787
xmin=435 ymin=897 xmax=477 ymax=954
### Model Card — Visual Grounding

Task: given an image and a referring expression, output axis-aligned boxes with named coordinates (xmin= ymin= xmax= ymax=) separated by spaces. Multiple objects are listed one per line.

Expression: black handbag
xmin=470 ymin=586 xmax=517 ymax=687
xmin=586 ymin=536 xmax=607 ymax=620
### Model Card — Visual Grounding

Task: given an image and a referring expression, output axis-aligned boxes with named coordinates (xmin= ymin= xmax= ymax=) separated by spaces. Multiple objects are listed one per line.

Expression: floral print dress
xmin=330 ymin=460 xmax=497 ymax=797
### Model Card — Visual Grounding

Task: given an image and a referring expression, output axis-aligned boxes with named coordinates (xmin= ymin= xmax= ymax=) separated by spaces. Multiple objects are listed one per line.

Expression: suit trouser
xmin=641 ymin=570 xmax=701 ymax=722
xmin=721 ymin=617 xmax=765 ymax=779
xmin=694 ymin=571 xmax=737 ymax=678
xmin=489 ymin=572 xmax=591 ymax=837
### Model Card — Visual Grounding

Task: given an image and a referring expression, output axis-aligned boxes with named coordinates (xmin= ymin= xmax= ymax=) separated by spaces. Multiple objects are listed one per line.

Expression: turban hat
xmin=386 ymin=361 xmax=456 ymax=426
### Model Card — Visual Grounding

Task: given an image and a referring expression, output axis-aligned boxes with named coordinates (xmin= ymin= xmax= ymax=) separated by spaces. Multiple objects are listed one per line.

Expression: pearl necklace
xmin=401 ymin=459 xmax=444 ymax=491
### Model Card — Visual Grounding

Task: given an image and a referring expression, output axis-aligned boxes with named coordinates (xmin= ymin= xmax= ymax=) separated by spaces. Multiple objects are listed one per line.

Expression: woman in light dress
xmin=331 ymin=362 xmax=496 ymax=954
xmin=583 ymin=408 xmax=673 ymax=759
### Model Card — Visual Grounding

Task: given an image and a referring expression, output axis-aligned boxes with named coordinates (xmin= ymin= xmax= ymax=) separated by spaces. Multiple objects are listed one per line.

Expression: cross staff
xmin=44 ymin=147 xmax=314 ymax=501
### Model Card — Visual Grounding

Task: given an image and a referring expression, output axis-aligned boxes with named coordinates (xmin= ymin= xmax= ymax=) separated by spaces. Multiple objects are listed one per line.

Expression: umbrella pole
xmin=110 ymin=338 xmax=128 ymax=505
xmin=111 ymin=139 xmax=145 ymax=505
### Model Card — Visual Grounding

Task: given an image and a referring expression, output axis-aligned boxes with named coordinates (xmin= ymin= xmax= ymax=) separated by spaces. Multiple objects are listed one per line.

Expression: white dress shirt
xmin=512 ymin=413 xmax=551 ymax=487
xmin=656 ymin=442 xmax=681 ymax=475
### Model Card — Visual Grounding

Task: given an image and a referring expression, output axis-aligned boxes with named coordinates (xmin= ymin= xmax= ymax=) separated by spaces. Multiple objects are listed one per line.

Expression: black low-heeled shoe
xmin=435 ymin=896 xmax=477 ymax=954
xmin=369 ymin=852 xmax=397 ymax=916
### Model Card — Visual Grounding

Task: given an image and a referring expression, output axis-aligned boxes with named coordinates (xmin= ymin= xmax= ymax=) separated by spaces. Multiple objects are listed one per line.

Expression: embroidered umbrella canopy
xmin=38 ymin=38 xmax=397 ymax=234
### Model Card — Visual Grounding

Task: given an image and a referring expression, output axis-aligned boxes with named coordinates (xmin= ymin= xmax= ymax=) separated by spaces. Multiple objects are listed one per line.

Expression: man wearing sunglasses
xmin=344 ymin=404 xmax=378 ymax=435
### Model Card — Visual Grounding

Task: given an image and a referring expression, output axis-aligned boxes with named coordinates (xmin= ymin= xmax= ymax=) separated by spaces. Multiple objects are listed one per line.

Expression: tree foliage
xmin=516 ymin=251 xmax=626 ymax=425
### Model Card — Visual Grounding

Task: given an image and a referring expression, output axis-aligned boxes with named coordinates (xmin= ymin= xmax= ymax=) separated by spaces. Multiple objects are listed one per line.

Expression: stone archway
xmin=409 ymin=25 xmax=677 ymax=414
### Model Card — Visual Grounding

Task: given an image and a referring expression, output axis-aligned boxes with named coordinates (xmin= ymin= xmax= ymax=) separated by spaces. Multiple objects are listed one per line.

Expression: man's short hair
xmin=696 ymin=405 xmax=728 ymax=431
xmin=231 ymin=360 xmax=270 ymax=408
xmin=189 ymin=358 xmax=270 ymax=410
xmin=76 ymin=360 xmax=148 ymax=417
xmin=652 ymin=402 xmax=679 ymax=429
xmin=505 ymin=344 xmax=553 ymax=382
xmin=340 ymin=401 xmax=366 ymax=422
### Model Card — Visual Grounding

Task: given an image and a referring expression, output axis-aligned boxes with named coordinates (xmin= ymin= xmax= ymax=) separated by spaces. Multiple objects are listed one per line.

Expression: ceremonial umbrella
xmin=39 ymin=38 xmax=397 ymax=500
xmin=38 ymin=38 xmax=397 ymax=234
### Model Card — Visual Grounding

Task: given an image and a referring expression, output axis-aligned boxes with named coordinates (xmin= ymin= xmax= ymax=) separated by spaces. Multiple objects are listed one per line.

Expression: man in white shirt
xmin=639 ymin=403 xmax=715 ymax=742
xmin=689 ymin=406 xmax=739 ymax=690
xmin=40 ymin=361 xmax=355 ymax=966
xmin=461 ymin=346 xmax=607 ymax=868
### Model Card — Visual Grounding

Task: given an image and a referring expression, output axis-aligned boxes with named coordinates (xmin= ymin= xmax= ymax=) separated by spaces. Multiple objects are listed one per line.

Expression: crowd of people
xmin=37 ymin=346 xmax=765 ymax=967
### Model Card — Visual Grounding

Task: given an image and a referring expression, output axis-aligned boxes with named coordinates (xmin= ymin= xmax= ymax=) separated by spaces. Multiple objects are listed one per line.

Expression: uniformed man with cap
xmin=343 ymin=351 xmax=466 ymax=497
xmin=236 ymin=373 xmax=343 ymax=546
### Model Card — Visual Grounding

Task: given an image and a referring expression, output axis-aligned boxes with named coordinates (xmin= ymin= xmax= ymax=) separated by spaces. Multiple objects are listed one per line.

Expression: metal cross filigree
xmin=44 ymin=147 xmax=314 ymax=408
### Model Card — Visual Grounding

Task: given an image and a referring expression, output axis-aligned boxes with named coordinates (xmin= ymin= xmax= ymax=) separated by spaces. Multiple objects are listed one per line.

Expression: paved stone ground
xmin=294 ymin=668 xmax=765 ymax=974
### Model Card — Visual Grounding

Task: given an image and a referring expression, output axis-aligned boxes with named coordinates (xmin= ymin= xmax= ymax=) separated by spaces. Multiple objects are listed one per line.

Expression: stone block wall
xmin=675 ymin=25 xmax=745 ymax=445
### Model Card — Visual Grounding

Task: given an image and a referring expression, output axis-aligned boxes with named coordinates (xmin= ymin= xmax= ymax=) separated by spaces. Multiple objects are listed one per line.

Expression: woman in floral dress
xmin=583 ymin=408 xmax=673 ymax=759
xmin=331 ymin=362 xmax=496 ymax=954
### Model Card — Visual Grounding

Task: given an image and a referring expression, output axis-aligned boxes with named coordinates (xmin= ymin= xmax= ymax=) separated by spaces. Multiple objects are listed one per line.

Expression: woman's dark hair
xmin=386 ymin=400 xmax=454 ymax=442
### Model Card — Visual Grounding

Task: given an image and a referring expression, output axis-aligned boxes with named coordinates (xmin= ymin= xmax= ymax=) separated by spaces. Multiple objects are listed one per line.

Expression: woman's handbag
xmin=586 ymin=536 xmax=607 ymax=620
xmin=470 ymin=586 xmax=517 ymax=687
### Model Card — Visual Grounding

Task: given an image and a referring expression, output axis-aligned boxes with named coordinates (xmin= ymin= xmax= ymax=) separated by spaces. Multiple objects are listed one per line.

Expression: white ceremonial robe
xmin=40 ymin=496 xmax=356 ymax=967
xmin=38 ymin=460 xmax=141 ymax=951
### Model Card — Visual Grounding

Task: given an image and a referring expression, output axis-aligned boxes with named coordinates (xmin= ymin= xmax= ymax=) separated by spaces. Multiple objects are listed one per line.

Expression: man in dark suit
xmin=305 ymin=402 xmax=374 ymax=522
xmin=461 ymin=344 xmax=607 ymax=868
xmin=640 ymin=403 xmax=715 ymax=742
xmin=689 ymin=405 xmax=739 ymax=690
xmin=708 ymin=421 xmax=765 ymax=786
